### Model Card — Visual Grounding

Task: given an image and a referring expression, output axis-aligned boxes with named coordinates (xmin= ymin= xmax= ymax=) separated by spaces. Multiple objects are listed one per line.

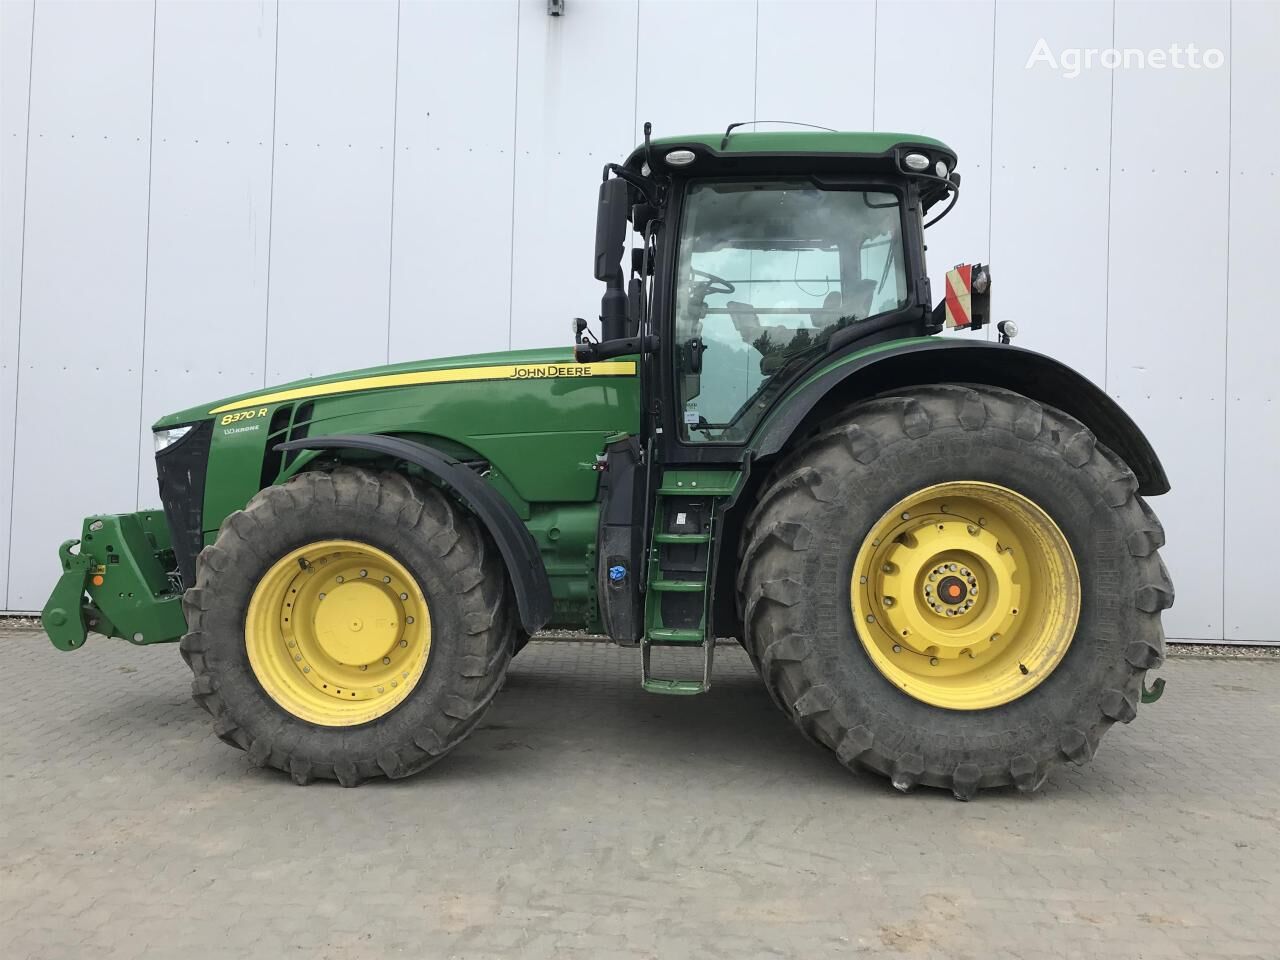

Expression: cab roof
xmin=625 ymin=129 xmax=956 ymax=174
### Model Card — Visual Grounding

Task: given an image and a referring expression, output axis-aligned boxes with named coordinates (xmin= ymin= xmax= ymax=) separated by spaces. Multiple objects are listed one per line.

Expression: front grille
xmin=155 ymin=419 xmax=213 ymax=589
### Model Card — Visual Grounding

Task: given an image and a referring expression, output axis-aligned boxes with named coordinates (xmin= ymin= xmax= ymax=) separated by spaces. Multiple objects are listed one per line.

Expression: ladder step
xmin=640 ymin=637 xmax=715 ymax=695
xmin=650 ymin=579 xmax=704 ymax=593
xmin=647 ymin=627 xmax=705 ymax=644
xmin=641 ymin=677 xmax=707 ymax=696
xmin=653 ymin=532 xmax=710 ymax=544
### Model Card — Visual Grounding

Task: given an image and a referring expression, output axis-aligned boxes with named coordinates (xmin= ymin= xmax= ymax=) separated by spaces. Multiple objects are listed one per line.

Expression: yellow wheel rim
xmin=850 ymin=482 xmax=1079 ymax=710
xmin=245 ymin=540 xmax=432 ymax=726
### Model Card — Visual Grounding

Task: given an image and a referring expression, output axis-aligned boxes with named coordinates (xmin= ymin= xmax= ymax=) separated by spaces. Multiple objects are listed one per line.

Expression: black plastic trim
xmin=275 ymin=434 xmax=554 ymax=633
xmin=155 ymin=419 xmax=213 ymax=588
xmin=750 ymin=339 xmax=1170 ymax=496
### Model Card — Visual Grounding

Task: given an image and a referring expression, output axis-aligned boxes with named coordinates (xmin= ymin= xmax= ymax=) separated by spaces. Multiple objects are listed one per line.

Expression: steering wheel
xmin=690 ymin=268 xmax=735 ymax=296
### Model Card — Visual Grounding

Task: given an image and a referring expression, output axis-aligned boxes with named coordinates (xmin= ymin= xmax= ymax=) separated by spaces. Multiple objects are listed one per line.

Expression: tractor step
xmin=647 ymin=627 xmax=704 ymax=644
xmin=650 ymin=579 xmax=704 ymax=593
xmin=653 ymin=532 xmax=710 ymax=544
xmin=641 ymin=637 xmax=715 ymax=695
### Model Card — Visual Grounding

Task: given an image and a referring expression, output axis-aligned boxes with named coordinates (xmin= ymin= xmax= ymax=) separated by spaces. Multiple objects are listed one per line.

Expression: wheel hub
xmin=851 ymin=482 xmax=1080 ymax=710
xmin=245 ymin=541 xmax=432 ymax=727
xmin=313 ymin=579 xmax=401 ymax=665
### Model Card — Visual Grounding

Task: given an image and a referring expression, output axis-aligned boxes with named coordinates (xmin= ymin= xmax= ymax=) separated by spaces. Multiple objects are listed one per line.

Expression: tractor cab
xmin=576 ymin=128 xmax=963 ymax=439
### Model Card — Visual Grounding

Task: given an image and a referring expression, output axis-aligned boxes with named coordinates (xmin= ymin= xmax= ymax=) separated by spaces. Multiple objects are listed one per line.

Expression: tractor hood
xmin=151 ymin=346 xmax=607 ymax=430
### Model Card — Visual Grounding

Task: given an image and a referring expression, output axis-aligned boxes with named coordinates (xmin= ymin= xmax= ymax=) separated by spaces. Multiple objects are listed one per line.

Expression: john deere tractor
xmin=42 ymin=127 xmax=1172 ymax=798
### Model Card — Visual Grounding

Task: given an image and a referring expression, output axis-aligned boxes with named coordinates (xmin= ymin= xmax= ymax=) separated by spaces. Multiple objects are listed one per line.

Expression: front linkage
xmin=41 ymin=511 xmax=186 ymax=651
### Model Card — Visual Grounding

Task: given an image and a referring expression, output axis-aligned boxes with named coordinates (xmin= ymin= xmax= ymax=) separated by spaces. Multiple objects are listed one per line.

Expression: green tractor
xmin=42 ymin=127 xmax=1172 ymax=798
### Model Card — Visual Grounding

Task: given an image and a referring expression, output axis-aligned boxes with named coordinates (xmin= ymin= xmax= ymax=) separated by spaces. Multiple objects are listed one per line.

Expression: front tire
xmin=738 ymin=384 xmax=1173 ymax=799
xmin=182 ymin=467 xmax=513 ymax=786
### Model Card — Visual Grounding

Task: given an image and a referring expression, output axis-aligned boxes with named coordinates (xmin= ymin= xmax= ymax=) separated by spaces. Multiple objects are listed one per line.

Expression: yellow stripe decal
xmin=209 ymin=361 xmax=638 ymax=415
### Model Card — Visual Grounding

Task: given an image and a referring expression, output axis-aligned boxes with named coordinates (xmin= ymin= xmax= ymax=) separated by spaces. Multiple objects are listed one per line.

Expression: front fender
xmin=275 ymin=434 xmax=554 ymax=633
xmin=750 ymin=339 xmax=1169 ymax=496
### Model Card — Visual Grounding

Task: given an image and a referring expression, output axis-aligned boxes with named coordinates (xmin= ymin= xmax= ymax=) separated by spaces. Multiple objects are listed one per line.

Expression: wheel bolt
xmin=930 ymin=657 xmax=939 ymax=666
xmin=406 ymin=616 xmax=414 ymax=625
xmin=294 ymin=654 xmax=302 ymax=662
xmin=336 ymin=575 xmax=344 ymax=583
xmin=400 ymin=593 xmax=408 ymax=601
xmin=866 ymin=614 xmax=876 ymax=623
xmin=948 ymin=563 xmax=957 ymax=571
xmin=377 ymin=686 xmax=384 ymax=693
xmin=892 ymin=644 xmax=902 ymax=653
xmin=990 ymin=633 xmax=1000 ymax=642
xmin=967 ymin=525 xmax=978 ymax=536
xmin=360 ymin=569 xmax=368 ymax=577
xmin=883 ymin=597 xmax=894 ymax=607
xmin=400 ymin=639 xmax=408 ymax=647
xmin=382 ymin=657 xmax=391 ymax=664
xmin=302 ymin=666 xmax=310 ymax=673
xmin=318 ymin=592 xmax=326 ymax=600
xmin=901 ymin=512 xmax=910 ymax=520
xmin=360 ymin=665 xmax=367 ymax=671
xmin=383 ymin=576 xmax=391 ymax=583
xmin=287 ymin=640 xmax=295 ymax=648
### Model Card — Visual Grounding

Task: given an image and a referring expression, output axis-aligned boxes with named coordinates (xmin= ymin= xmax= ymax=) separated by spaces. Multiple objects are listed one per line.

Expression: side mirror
xmin=594 ymin=177 xmax=630 ymax=342
xmin=593 ymin=178 xmax=629 ymax=283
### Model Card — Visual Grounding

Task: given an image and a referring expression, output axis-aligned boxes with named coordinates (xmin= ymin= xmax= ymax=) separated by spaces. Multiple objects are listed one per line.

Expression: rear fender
xmin=750 ymin=339 xmax=1169 ymax=495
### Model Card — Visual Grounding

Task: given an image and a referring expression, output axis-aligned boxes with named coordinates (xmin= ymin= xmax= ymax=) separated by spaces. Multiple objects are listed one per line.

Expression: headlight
xmin=153 ymin=425 xmax=194 ymax=453
xmin=903 ymin=152 xmax=930 ymax=171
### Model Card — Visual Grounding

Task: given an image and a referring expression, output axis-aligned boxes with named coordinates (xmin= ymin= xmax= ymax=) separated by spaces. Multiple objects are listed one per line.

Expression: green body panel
xmin=41 ymin=512 xmax=186 ymax=650
xmin=196 ymin=347 xmax=639 ymax=529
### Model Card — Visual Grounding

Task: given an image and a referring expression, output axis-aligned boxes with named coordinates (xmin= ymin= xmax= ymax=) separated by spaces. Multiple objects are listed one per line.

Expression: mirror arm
xmin=574 ymin=335 xmax=658 ymax=363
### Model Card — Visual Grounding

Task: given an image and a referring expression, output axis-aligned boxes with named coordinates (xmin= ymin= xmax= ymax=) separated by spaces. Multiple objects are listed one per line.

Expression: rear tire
xmin=738 ymin=384 xmax=1172 ymax=799
xmin=181 ymin=467 xmax=513 ymax=786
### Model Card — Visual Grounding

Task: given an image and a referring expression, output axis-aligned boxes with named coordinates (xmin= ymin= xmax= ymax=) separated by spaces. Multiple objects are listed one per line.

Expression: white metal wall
xmin=2 ymin=0 xmax=1277 ymax=643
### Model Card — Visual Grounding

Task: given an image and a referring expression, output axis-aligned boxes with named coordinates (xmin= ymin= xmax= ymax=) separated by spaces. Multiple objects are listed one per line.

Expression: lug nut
xmin=400 ymin=593 xmax=408 ymax=601
xmin=406 ymin=616 xmax=414 ymax=625
xmin=883 ymin=597 xmax=895 ymax=607
xmin=892 ymin=644 xmax=902 ymax=653
xmin=383 ymin=576 xmax=391 ymax=583
xmin=360 ymin=569 xmax=367 ymax=577
xmin=294 ymin=654 xmax=302 ymax=662
xmin=866 ymin=614 xmax=876 ymax=623
xmin=318 ymin=592 xmax=326 ymax=600
xmin=930 ymin=657 xmax=939 ymax=666
xmin=400 ymin=639 xmax=408 ymax=647
xmin=382 ymin=657 xmax=391 ymax=664
xmin=336 ymin=575 xmax=344 ymax=583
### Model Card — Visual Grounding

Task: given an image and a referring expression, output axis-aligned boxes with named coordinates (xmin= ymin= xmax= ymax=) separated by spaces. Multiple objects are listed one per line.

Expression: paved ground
xmin=1 ymin=625 xmax=1277 ymax=960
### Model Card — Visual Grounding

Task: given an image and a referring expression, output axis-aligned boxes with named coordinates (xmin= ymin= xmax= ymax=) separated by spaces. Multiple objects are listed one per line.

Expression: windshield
xmin=674 ymin=180 xmax=908 ymax=442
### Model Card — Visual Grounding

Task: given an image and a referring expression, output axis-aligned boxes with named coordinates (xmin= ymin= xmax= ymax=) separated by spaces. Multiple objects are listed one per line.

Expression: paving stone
xmin=1 ymin=626 xmax=1277 ymax=958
